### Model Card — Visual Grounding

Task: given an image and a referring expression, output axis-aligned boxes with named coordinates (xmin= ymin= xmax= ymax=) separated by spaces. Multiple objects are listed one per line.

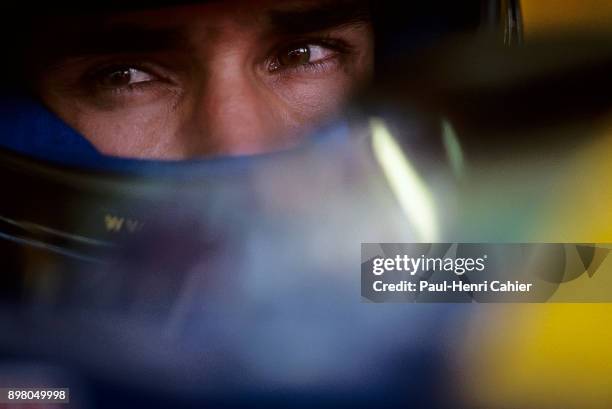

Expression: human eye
xmin=267 ymin=39 xmax=351 ymax=73
xmin=87 ymin=64 xmax=163 ymax=91
xmin=78 ymin=61 xmax=179 ymax=106
xmin=95 ymin=66 xmax=157 ymax=88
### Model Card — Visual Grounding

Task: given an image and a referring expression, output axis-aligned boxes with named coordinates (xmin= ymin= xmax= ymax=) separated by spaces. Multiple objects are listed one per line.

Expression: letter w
xmin=105 ymin=215 xmax=125 ymax=232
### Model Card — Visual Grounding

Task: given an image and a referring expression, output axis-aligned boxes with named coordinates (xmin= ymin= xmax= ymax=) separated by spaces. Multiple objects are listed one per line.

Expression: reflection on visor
xmin=370 ymin=118 xmax=439 ymax=241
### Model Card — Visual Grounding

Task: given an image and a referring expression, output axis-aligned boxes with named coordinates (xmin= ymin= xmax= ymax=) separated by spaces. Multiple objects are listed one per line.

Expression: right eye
xmin=96 ymin=67 xmax=157 ymax=88
xmin=268 ymin=43 xmax=339 ymax=72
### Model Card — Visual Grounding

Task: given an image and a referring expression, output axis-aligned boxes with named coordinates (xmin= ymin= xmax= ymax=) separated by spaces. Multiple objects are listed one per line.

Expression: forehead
xmin=71 ymin=0 xmax=365 ymax=27
xmin=29 ymin=0 xmax=370 ymax=57
xmin=32 ymin=0 xmax=369 ymax=42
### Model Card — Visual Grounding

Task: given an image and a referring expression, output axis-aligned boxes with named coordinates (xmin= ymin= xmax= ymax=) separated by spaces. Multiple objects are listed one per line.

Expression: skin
xmin=32 ymin=0 xmax=374 ymax=159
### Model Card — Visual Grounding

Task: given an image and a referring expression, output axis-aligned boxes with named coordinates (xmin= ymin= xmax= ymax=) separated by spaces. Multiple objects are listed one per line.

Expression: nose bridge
xmin=191 ymin=48 xmax=279 ymax=155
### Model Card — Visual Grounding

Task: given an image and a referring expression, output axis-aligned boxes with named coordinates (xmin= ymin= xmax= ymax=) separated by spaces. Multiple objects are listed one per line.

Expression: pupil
xmin=280 ymin=46 xmax=311 ymax=67
xmin=104 ymin=69 xmax=131 ymax=86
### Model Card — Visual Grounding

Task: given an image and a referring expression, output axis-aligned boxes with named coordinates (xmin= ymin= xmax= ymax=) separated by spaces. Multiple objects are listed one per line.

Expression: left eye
xmin=97 ymin=67 xmax=156 ymax=88
xmin=270 ymin=44 xmax=334 ymax=71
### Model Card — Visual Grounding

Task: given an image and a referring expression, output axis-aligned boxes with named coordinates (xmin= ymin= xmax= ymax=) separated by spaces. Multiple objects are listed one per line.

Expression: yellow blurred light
xmin=458 ymin=114 xmax=612 ymax=409
xmin=522 ymin=0 xmax=612 ymax=36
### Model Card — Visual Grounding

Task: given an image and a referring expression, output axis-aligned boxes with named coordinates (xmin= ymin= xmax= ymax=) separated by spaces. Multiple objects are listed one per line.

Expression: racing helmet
xmin=0 ymin=1 xmax=525 ymax=408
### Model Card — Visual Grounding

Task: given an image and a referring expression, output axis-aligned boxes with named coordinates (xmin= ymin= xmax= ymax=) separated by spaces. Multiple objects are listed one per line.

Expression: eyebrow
xmin=34 ymin=23 xmax=188 ymax=60
xmin=266 ymin=0 xmax=371 ymax=35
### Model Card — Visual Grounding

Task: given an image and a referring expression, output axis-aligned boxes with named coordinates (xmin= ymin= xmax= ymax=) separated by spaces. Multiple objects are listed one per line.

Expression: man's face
xmin=32 ymin=0 xmax=373 ymax=159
